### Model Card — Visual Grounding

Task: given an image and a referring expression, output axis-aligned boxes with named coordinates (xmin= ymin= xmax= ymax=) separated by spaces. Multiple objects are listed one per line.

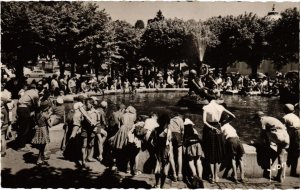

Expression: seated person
xmin=188 ymin=70 xmax=216 ymax=100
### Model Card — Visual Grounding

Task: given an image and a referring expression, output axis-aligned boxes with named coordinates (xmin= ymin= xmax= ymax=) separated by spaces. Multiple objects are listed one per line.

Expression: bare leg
xmin=195 ymin=157 xmax=203 ymax=179
xmin=215 ymin=164 xmax=220 ymax=182
xmin=97 ymin=134 xmax=103 ymax=161
xmin=81 ymin=138 xmax=87 ymax=167
xmin=161 ymin=163 xmax=170 ymax=188
xmin=277 ymin=148 xmax=286 ymax=182
xmin=188 ymin=159 xmax=197 ymax=176
xmin=169 ymin=148 xmax=177 ymax=179
xmin=154 ymin=161 xmax=161 ymax=187
xmin=37 ymin=144 xmax=46 ymax=164
xmin=177 ymin=146 xmax=183 ymax=180
xmin=238 ymin=157 xmax=245 ymax=181
xmin=210 ymin=164 xmax=215 ymax=181
xmin=231 ymin=158 xmax=238 ymax=181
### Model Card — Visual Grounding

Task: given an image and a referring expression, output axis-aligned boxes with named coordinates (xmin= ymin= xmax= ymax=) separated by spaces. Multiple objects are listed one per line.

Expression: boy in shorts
xmin=220 ymin=114 xmax=245 ymax=183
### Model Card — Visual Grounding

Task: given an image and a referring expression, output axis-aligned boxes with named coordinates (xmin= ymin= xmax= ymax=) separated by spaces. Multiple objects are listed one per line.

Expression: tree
xmin=1 ymin=2 xmax=56 ymax=78
xmin=233 ymin=13 xmax=272 ymax=77
xmin=108 ymin=20 xmax=142 ymax=79
xmin=141 ymin=18 xmax=187 ymax=78
xmin=267 ymin=7 xmax=299 ymax=69
xmin=74 ymin=3 xmax=111 ymax=78
xmin=135 ymin=20 xmax=145 ymax=29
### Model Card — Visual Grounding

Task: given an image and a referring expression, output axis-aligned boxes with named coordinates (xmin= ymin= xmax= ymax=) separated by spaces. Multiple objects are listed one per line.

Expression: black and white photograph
xmin=1 ymin=1 xmax=299 ymax=189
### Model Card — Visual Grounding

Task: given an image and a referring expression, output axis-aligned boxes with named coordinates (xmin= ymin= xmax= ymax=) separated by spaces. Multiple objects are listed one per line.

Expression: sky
xmin=94 ymin=1 xmax=299 ymax=25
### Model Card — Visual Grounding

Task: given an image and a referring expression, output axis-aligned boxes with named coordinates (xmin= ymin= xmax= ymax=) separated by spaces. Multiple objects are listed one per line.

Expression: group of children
xmin=1 ymin=87 xmax=299 ymax=188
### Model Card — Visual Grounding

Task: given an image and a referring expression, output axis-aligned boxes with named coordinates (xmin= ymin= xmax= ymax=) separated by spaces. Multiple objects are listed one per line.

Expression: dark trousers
xmin=16 ymin=107 xmax=33 ymax=148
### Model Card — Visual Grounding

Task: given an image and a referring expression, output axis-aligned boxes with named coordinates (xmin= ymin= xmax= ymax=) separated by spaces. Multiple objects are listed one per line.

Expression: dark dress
xmin=202 ymin=123 xmax=225 ymax=164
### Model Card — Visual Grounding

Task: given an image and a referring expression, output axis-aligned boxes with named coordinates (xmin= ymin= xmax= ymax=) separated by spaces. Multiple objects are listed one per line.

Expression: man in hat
xmin=283 ymin=104 xmax=300 ymax=177
xmin=16 ymin=83 xmax=39 ymax=151
xmin=254 ymin=111 xmax=290 ymax=182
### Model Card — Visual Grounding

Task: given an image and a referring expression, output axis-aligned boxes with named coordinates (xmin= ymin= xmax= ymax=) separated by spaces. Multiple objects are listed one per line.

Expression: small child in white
xmin=220 ymin=114 xmax=245 ymax=183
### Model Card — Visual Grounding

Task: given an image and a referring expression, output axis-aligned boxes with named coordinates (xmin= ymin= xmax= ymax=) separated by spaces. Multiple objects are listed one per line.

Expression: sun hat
xmin=100 ymin=101 xmax=108 ymax=108
xmin=56 ymin=97 xmax=64 ymax=104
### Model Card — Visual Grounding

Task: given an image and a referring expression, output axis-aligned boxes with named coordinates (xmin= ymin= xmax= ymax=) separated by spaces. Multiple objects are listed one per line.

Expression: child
xmin=31 ymin=101 xmax=51 ymax=165
xmin=183 ymin=118 xmax=204 ymax=180
xmin=127 ymin=118 xmax=144 ymax=176
xmin=152 ymin=113 xmax=172 ymax=188
xmin=94 ymin=100 xmax=108 ymax=162
xmin=220 ymin=114 xmax=245 ymax=183
xmin=1 ymin=100 xmax=9 ymax=157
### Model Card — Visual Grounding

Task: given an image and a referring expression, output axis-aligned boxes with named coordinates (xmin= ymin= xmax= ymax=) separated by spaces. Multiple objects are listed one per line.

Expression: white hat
xmin=56 ymin=97 xmax=64 ymax=104
xmin=184 ymin=118 xmax=195 ymax=126
xmin=100 ymin=101 xmax=108 ymax=108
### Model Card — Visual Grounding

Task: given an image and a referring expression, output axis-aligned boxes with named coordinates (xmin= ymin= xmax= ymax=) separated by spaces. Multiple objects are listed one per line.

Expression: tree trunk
xmin=15 ymin=61 xmax=24 ymax=79
xmin=70 ymin=62 xmax=75 ymax=77
xmin=251 ymin=63 xmax=258 ymax=79
xmin=59 ymin=60 xmax=65 ymax=78
xmin=95 ymin=64 xmax=99 ymax=80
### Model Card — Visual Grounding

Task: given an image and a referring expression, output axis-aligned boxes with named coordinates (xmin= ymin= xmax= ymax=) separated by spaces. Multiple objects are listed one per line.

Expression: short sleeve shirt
xmin=203 ymin=101 xmax=225 ymax=122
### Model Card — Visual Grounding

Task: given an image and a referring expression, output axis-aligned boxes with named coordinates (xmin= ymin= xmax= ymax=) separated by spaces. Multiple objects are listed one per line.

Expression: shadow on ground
xmin=1 ymin=167 xmax=152 ymax=188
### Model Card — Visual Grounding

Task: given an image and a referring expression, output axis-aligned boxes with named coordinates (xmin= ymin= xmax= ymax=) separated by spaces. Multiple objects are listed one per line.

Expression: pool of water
xmin=96 ymin=92 xmax=287 ymax=144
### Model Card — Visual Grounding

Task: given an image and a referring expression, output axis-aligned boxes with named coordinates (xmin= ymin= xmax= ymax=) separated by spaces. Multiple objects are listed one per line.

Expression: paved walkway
xmin=1 ymin=146 xmax=299 ymax=189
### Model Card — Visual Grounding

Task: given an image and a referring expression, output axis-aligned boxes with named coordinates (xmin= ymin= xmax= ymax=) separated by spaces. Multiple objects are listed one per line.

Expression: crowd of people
xmin=1 ymin=75 xmax=299 ymax=187
xmin=1 ymin=68 xmax=298 ymax=101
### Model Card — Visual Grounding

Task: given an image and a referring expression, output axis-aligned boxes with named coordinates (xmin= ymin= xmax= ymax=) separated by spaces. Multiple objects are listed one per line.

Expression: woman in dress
xmin=31 ymin=101 xmax=51 ymax=165
xmin=202 ymin=100 xmax=235 ymax=183
xmin=110 ymin=105 xmax=136 ymax=171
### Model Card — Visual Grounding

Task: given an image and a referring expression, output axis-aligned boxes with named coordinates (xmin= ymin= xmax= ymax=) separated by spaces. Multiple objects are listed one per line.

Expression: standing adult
xmin=202 ymin=99 xmax=235 ymax=183
xmin=51 ymin=74 xmax=59 ymax=96
xmin=282 ymin=104 xmax=300 ymax=177
xmin=16 ymin=84 xmax=39 ymax=151
xmin=254 ymin=111 xmax=290 ymax=182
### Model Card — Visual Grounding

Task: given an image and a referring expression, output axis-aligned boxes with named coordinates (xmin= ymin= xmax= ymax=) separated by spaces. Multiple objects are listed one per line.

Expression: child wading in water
xmin=220 ymin=114 xmax=245 ymax=183
xmin=31 ymin=101 xmax=51 ymax=165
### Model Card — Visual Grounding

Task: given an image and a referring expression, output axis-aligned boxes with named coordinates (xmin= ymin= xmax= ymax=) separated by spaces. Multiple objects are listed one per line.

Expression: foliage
xmin=267 ymin=7 xmax=299 ymax=69
xmin=135 ymin=20 xmax=145 ymax=29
